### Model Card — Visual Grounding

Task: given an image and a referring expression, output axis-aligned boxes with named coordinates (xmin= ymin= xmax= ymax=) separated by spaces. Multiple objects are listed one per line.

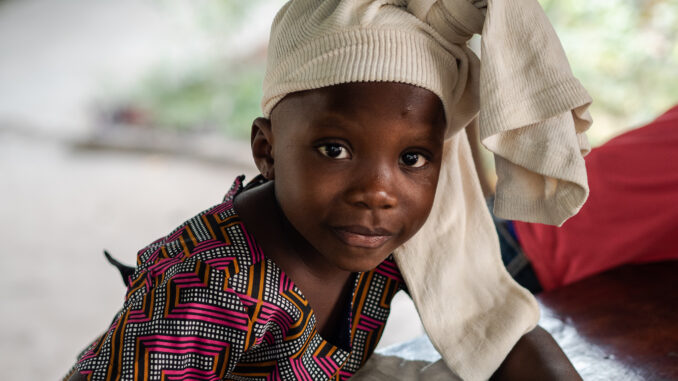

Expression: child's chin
xmin=333 ymin=254 xmax=390 ymax=273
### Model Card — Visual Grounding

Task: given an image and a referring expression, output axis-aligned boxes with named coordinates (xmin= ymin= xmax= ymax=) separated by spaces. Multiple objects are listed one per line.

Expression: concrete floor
xmin=0 ymin=130 xmax=248 ymax=379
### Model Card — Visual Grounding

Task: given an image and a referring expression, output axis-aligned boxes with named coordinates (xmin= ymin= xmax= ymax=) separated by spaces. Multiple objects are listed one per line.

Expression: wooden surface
xmin=537 ymin=261 xmax=678 ymax=381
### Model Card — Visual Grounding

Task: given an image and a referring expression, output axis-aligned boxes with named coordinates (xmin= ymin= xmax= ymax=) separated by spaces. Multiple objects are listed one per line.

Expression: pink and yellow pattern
xmin=72 ymin=177 xmax=404 ymax=380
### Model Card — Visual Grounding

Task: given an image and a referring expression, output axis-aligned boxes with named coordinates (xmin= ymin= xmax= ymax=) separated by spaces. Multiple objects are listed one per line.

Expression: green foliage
xmin=159 ymin=0 xmax=268 ymax=34
xmin=539 ymin=0 xmax=678 ymax=144
xmin=125 ymin=61 xmax=265 ymax=139
xmin=225 ymin=66 xmax=267 ymax=138
xmin=116 ymin=1 xmax=279 ymax=139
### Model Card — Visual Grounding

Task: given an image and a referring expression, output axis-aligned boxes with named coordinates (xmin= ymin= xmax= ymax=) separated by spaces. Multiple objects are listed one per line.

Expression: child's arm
xmin=491 ymin=325 xmax=581 ymax=381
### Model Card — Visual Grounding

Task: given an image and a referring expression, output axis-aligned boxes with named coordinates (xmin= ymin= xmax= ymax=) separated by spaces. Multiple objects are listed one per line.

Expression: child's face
xmin=256 ymin=82 xmax=446 ymax=272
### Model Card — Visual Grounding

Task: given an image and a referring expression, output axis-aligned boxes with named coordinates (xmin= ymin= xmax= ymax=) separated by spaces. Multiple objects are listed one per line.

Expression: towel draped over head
xmin=262 ymin=0 xmax=592 ymax=379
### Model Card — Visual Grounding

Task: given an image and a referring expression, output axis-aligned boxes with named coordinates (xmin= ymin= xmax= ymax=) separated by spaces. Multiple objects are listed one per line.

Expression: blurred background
xmin=0 ymin=0 xmax=676 ymax=379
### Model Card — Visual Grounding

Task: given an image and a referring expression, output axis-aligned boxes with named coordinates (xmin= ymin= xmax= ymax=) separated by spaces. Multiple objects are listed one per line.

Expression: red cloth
xmin=514 ymin=105 xmax=678 ymax=291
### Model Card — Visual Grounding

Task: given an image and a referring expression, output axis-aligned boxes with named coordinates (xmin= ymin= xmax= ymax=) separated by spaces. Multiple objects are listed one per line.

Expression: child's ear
xmin=251 ymin=117 xmax=275 ymax=180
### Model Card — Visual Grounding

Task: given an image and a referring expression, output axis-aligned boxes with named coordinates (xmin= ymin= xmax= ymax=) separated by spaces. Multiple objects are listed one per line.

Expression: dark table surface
xmin=537 ymin=261 xmax=678 ymax=381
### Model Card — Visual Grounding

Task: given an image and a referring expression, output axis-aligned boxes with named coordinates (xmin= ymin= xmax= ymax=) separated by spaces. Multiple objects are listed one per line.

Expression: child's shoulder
xmin=132 ymin=175 xmax=264 ymax=280
xmin=75 ymin=176 xmax=409 ymax=379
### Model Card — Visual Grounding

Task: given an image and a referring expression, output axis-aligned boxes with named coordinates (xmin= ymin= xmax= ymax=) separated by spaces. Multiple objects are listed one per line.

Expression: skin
xmin=68 ymin=82 xmax=581 ymax=380
xmin=492 ymin=326 xmax=583 ymax=381
xmin=235 ymin=82 xmax=447 ymax=341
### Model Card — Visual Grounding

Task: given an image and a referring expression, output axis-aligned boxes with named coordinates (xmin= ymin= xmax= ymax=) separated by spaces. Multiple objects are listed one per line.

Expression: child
xmin=66 ymin=0 xmax=592 ymax=380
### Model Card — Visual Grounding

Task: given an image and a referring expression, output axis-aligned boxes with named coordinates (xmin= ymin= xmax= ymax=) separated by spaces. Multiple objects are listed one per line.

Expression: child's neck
xmin=234 ymin=181 xmax=354 ymax=342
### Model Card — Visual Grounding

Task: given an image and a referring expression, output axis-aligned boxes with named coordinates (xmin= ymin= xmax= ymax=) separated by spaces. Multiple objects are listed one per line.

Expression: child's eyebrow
xmin=310 ymin=113 xmax=360 ymax=130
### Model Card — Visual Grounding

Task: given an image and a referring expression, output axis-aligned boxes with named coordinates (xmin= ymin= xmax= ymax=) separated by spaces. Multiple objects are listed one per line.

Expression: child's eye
xmin=317 ymin=143 xmax=350 ymax=159
xmin=400 ymin=152 xmax=428 ymax=168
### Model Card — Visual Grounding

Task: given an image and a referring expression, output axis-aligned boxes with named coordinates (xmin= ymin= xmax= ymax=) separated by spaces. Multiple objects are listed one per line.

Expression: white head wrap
xmin=262 ymin=1 xmax=592 ymax=379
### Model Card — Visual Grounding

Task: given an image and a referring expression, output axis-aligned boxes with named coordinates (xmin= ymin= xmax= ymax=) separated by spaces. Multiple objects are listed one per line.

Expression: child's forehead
xmin=271 ymin=82 xmax=445 ymax=123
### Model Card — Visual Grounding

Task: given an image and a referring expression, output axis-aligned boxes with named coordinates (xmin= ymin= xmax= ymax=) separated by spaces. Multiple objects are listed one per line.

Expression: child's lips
xmin=332 ymin=225 xmax=394 ymax=248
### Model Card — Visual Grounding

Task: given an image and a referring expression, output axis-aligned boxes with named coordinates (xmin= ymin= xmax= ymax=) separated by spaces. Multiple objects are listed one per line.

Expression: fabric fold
xmin=261 ymin=0 xmax=593 ymax=379
xmin=478 ymin=0 xmax=592 ymax=225
xmin=394 ymin=131 xmax=540 ymax=381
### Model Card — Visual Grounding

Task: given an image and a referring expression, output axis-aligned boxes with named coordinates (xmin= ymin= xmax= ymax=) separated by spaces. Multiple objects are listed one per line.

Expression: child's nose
xmin=345 ymin=166 xmax=398 ymax=210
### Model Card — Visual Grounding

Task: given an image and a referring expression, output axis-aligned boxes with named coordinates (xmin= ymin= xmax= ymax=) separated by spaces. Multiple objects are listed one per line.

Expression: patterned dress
xmin=72 ymin=177 xmax=404 ymax=380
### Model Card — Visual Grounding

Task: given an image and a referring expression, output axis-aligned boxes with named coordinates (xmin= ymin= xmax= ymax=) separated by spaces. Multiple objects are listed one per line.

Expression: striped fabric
xmin=73 ymin=177 xmax=404 ymax=380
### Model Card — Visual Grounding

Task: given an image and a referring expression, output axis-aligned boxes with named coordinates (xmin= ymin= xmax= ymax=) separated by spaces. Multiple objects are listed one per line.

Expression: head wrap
xmin=262 ymin=0 xmax=592 ymax=379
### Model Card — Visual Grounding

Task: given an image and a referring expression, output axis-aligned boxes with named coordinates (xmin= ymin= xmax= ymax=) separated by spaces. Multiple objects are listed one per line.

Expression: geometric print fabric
xmin=73 ymin=177 xmax=404 ymax=380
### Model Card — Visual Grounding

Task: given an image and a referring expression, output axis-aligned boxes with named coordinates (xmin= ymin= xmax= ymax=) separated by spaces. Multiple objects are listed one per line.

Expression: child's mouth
xmin=332 ymin=226 xmax=394 ymax=249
